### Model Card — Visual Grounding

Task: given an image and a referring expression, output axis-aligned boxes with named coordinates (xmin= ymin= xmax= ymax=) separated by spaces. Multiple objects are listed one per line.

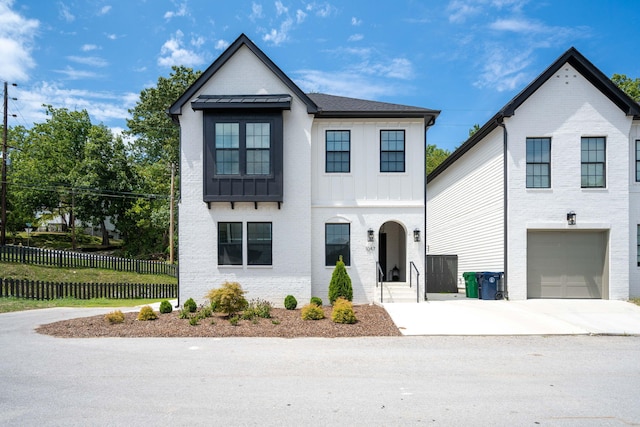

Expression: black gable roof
xmin=428 ymin=47 xmax=640 ymax=181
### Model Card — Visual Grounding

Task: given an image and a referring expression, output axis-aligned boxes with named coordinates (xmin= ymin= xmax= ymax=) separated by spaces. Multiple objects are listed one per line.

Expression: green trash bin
xmin=462 ymin=272 xmax=479 ymax=298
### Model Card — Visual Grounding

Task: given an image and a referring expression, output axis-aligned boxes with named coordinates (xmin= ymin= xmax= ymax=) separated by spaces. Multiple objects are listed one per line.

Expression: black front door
xmin=379 ymin=233 xmax=387 ymax=281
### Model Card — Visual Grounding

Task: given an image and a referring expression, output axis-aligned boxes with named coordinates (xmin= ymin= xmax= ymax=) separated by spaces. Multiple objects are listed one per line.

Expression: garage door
xmin=527 ymin=231 xmax=607 ymax=299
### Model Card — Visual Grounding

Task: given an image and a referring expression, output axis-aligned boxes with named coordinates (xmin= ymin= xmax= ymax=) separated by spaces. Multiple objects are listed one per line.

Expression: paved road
xmin=1 ymin=308 xmax=639 ymax=426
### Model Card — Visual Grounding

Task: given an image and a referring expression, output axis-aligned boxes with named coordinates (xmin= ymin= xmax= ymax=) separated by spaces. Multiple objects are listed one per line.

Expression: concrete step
xmin=377 ymin=282 xmax=421 ymax=303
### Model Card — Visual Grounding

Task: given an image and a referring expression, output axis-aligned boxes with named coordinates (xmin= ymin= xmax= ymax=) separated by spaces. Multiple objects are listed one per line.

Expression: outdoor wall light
xmin=413 ymin=228 xmax=421 ymax=242
xmin=367 ymin=228 xmax=374 ymax=242
xmin=567 ymin=211 xmax=576 ymax=225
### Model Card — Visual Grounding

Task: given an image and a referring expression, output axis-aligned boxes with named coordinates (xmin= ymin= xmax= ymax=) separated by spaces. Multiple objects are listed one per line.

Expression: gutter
xmin=498 ymin=119 xmax=508 ymax=299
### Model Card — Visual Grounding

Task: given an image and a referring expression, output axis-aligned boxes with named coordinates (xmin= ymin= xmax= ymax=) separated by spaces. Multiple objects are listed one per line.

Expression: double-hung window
xmin=326 ymin=130 xmax=350 ymax=173
xmin=635 ymin=140 xmax=640 ymax=182
xmin=218 ymin=222 xmax=242 ymax=265
xmin=215 ymin=121 xmax=271 ymax=176
xmin=325 ymin=223 xmax=350 ymax=266
xmin=380 ymin=130 xmax=405 ymax=172
xmin=526 ymin=137 xmax=551 ymax=188
xmin=218 ymin=222 xmax=273 ymax=266
xmin=247 ymin=222 xmax=272 ymax=265
xmin=581 ymin=137 xmax=606 ymax=188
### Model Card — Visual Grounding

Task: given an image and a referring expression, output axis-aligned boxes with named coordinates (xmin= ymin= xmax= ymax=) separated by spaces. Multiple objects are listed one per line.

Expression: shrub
xmin=189 ymin=317 xmax=199 ymax=326
xmin=183 ymin=298 xmax=197 ymax=313
xmin=105 ymin=310 xmax=125 ymax=324
xmin=328 ymin=255 xmax=353 ymax=304
xmin=241 ymin=299 xmax=272 ymax=320
xmin=178 ymin=309 xmax=189 ymax=319
xmin=301 ymin=303 xmax=325 ymax=320
xmin=229 ymin=315 xmax=240 ymax=326
xmin=310 ymin=296 xmax=323 ymax=307
xmin=137 ymin=306 xmax=158 ymax=321
xmin=331 ymin=298 xmax=356 ymax=324
xmin=284 ymin=295 xmax=297 ymax=310
xmin=159 ymin=300 xmax=173 ymax=314
xmin=200 ymin=306 xmax=213 ymax=318
xmin=206 ymin=282 xmax=248 ymax=317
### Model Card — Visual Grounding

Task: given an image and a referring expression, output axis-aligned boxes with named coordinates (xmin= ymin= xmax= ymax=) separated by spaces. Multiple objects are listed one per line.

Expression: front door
xmin=379 ymin=233 xmax=387 ymax=281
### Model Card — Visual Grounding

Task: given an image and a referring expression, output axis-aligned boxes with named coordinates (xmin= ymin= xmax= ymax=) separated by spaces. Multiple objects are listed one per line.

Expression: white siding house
xmin=427 ymin=47 xmax=640 ymax=300
xmin=169 ymin=34 xmax=438 ymax=306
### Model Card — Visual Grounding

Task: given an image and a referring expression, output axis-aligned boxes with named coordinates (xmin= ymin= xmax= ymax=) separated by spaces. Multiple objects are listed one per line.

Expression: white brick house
xmin=427 ymin=47 xmax=640 ymax=300
xmin=169 ymin=34 xmax=439 ymax=306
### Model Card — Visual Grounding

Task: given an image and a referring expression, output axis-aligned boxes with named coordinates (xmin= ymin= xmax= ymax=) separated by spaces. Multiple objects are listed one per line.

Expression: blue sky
xmin=1 ymin=0 xmax=639 ymax=152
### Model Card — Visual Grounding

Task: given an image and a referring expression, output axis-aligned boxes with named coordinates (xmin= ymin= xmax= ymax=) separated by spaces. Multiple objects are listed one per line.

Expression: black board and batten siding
xmin=426 ymin=255 xmax=458 ymax=293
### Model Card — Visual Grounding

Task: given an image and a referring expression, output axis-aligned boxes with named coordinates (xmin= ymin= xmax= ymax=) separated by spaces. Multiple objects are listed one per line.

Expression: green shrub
xmin=229 ymin=315 xmax=240 ymax=326
xmin=331 ymin=298 xmax=356 ymax=324
xmin=105 ymin=310 xmax=125 ymax=324
xmin=271 ymin=319 xmax=281 ymax=325
xmin=189 ymin=317 xmax=199 ymax=326
xmin=137 ymin=306 xmax=158 ymax=321
xmin=328 ymin=255 xmax=353 ymax=304
xmin=284 ymin=295 xmax=297 ymax=310
xmin=242 ymin=299 xmax=272 ymax=320
xmin=301 ymin=303 xmax=325 ymax=320
xmin=159 ymin=300 xmax=173 ymax=314
xmin=200 ymin=306 xmax=213 ymax=318
xmin=178 ymin=309 xmax=189 ymax=319
xmin=206 ymin=282 xmax=248 ymax=317
xmin=183 ymin=298 xmax=197 ymax=313
xmin=310 ymin=296 xmax=323 ymax=306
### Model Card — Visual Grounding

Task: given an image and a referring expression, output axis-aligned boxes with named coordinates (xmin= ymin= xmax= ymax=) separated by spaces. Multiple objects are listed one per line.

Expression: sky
xmin=1 ymin=0 xmax=639 ymax=152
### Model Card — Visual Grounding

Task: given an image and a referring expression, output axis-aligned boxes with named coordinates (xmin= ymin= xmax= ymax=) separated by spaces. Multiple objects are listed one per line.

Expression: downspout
xmin=498 ymin=118 xmax=508 ymax=299
xmin=424 ymin=115 xmax=436 ymax=301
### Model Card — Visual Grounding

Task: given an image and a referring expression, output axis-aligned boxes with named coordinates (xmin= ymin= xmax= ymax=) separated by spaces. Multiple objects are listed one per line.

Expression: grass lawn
xmin=0 ymin=261 xmax=177 ymax=285
xmin=0 ymin=297 xmax=165 ymax=313
xmin=631 ymin=298 xmax=640 ymax=307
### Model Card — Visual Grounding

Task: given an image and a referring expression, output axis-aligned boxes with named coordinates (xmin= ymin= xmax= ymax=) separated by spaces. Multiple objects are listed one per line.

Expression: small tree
xmin=206 ymin=282 xmax=248 ymax=318
xmin=328 ymin=255 xmax=353 ymax=304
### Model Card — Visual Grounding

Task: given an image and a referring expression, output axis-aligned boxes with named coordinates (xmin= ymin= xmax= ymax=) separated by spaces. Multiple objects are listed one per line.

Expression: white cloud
xmin=67 ymin=56 xmax=108 ymax=67
xmin=275 ymin=0 xmax=288 ymax=16
xmin=0 ymin=0 xmax=39 ymax=82
xmin=98 ymin=5 xmax=111 ymax=15
xmin=191 ymin=35 xmax=206 ymax=48
xmin=249 ymin=2 xmax=263 ymax=21
xmin=214 ymin=39 xmax=230 ymax=50
xmin=446 ymin=0 xmax=481 ymax=23
xmin=57 ymin=2 xmax=75 ymax=22
xmin=295 ymin=69 xmax=399 ymax=99
xmin=106 ymin=33 xmax=117 ymax=40
xmin=348 ymin=34 xmax=363 ymax=42
xmin=489 ymin=18 xmax=545 ymax=33
xmin=53 ymin=66 xmax=102 ymax=80
xmin=473 ymin=46 xmax=533 ymax=91
xmin=263 ymin=18 xmax=293 ymax=46
xmin=351 ymin=17 xmax=362 ymax=26
xmin=158 ymin=30 xmax=205 ymax=67
xmin=81 ymin=44 xmax=100 ymax=52
xmin=164 ymin=1 xmax=188 ymax=20
xmin=296 ymin=9 xmax=306 ymax=24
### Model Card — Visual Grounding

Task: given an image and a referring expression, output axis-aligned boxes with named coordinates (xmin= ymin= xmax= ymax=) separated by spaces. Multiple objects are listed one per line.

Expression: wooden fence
xmin=0 ymin=245 xmax=176 ymax=277
xmin=0 ymin=278 xmax=177 ymax=300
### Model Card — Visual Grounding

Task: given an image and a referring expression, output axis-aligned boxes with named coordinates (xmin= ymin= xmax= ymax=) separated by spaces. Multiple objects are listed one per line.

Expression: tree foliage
xmin=328 ymin=255 xmax=353 ymax=304
xmin=612 ymin=74 xmax=640 ymax=102
xmin=426 ymin=144 xmax=451 ymax=175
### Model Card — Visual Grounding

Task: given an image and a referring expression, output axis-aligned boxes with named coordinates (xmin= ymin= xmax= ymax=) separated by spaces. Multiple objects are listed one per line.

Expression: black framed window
xmin=246 ymin=123 xmax=271 ymax=175
xmin=247 ymin=222 xmax=272 ymax=265
xmin=218 ymin=222 xmax=242 ymax=265
xmin=526 ymin=137 xmax=551 ymax=188
xmin=581 ymin=137 xmax=606 ymax=188
xmin=215 ymin=123 xmax=240 ymax=175
xmin=637 ymin=225 xmax=640 ymax=267
xmin=325 ymin=223 xmax=350 ymax=266
xmin=380 ymin=130 xmax=405 ymax=172
xmin=635 ymin=140 xmax=640 ymax=182
xmin=326 ymin=130 xmax=350 ymax=173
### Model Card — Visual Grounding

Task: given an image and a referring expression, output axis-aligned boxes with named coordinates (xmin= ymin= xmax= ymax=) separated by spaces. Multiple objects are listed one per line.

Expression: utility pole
xmin=169 ymin=162 xmax=175 ymax=264
xmin=1 ymin=81 xmax=17 ymax=246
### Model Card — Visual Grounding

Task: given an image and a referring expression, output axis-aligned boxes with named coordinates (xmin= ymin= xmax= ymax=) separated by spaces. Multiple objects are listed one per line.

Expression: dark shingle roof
xmin=307 ymin=93 xmax=439 ymax=123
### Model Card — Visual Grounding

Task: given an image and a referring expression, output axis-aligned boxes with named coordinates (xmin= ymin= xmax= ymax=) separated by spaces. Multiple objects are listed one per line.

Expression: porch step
xmin=377 ymin=282 xmax=421 ymax=303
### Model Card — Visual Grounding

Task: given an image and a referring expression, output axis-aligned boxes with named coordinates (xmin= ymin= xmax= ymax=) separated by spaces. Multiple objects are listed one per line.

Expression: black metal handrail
xmin=409 ymin=261 xmax=420 ymax=303
xmin=376 ymin=262 xmax=384 ymax=303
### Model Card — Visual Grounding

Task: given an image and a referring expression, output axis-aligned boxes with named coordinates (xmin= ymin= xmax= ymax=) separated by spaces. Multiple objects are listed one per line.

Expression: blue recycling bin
xmin=477 ymin=272 xmax=504 ymax=300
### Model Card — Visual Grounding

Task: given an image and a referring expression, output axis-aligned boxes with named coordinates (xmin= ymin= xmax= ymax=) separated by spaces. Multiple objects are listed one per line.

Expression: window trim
xmin=325 ymin=130 xmax=351 ymax=173
xmin=637 ymin=224 xmax=640 ymax=267
xmin=325 ymin=223 xmax=351 ymax=266
xmin=635 ymin=140 xmax=640 ymax=183
xmin=581 ymin=136 xmax=606 ymax=189
xmin=526 ymin=137 xmax=551 ymax=189
xmin=247 ymin=222 xmax=273 ymax=266
xmin=380 ymin=129 xmax=406 ymax=173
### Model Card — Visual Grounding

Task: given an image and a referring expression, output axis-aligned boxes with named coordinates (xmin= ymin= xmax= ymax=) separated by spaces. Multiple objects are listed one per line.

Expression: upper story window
xmin=246 ymin=123 xmax=271 ymax=175
xmin=214 ymin=120 xmax=271 ymax=176
xmin=325 ymin=223 xmax=350 ymax=266
xmin=635 ymin=140 xmax=640 ymax=182
xmin=581 ymin=137 xmax=606 ymax=188
xmin=526 ymin=137 xmax=551 ymax=188
xmin=326 ymin=130 xmax=350 ymax=173
xmin=380 ymin=130 xmax=405 ymax=172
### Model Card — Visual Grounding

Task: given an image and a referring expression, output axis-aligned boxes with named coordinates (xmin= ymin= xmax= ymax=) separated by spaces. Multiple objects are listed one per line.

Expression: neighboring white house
xmin=169 ymin=34 xmax=439 ymax=305
xmin=427 ymin=47 xmax=640 ymax=300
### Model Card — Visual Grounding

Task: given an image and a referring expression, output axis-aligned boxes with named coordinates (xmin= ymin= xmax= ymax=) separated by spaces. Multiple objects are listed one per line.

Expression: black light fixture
xmin=567 ymin=211 xmax=576 ymax=225
xmin=367 ymin=228 xmax=374 ymax=242
xmin=413 ymin=228 xmax=421 ymax=242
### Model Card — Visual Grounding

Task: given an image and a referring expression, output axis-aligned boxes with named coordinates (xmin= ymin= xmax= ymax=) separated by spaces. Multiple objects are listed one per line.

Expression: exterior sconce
xmin=413 ymin=228 xmax=421 ymax=242
xmin=367 ymin=228 xmax=374 ymax=242
xmin=567 ymin=211 xmax=576 ymax=225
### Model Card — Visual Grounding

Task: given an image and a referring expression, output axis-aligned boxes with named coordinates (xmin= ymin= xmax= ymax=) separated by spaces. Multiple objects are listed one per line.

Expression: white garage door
xmin=527 ymin=231 xmax=607 ymax=299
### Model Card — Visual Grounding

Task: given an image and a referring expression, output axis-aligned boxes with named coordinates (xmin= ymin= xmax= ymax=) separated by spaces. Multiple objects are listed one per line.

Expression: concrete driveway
xmin=383 ymin=299 xmax=640 ymax=335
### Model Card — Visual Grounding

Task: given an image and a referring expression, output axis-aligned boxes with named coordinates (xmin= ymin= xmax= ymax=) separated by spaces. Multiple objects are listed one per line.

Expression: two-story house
xmin=169 ymin=34 xmax=439 ymax=305
xmin=427 ymin=47 xmax=640 ymax=300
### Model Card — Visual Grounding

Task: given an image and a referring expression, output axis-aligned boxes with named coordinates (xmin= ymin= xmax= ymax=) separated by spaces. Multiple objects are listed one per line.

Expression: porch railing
xmin=376 ymin=262 xmax=384 ymax=303
xmin=409 ymin=261 xmax=420 ymax=303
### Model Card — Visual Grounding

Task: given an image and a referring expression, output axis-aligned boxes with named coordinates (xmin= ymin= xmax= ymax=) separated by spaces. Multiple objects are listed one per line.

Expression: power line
xmin=3 ymin=181 xmax=170 ymax=200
